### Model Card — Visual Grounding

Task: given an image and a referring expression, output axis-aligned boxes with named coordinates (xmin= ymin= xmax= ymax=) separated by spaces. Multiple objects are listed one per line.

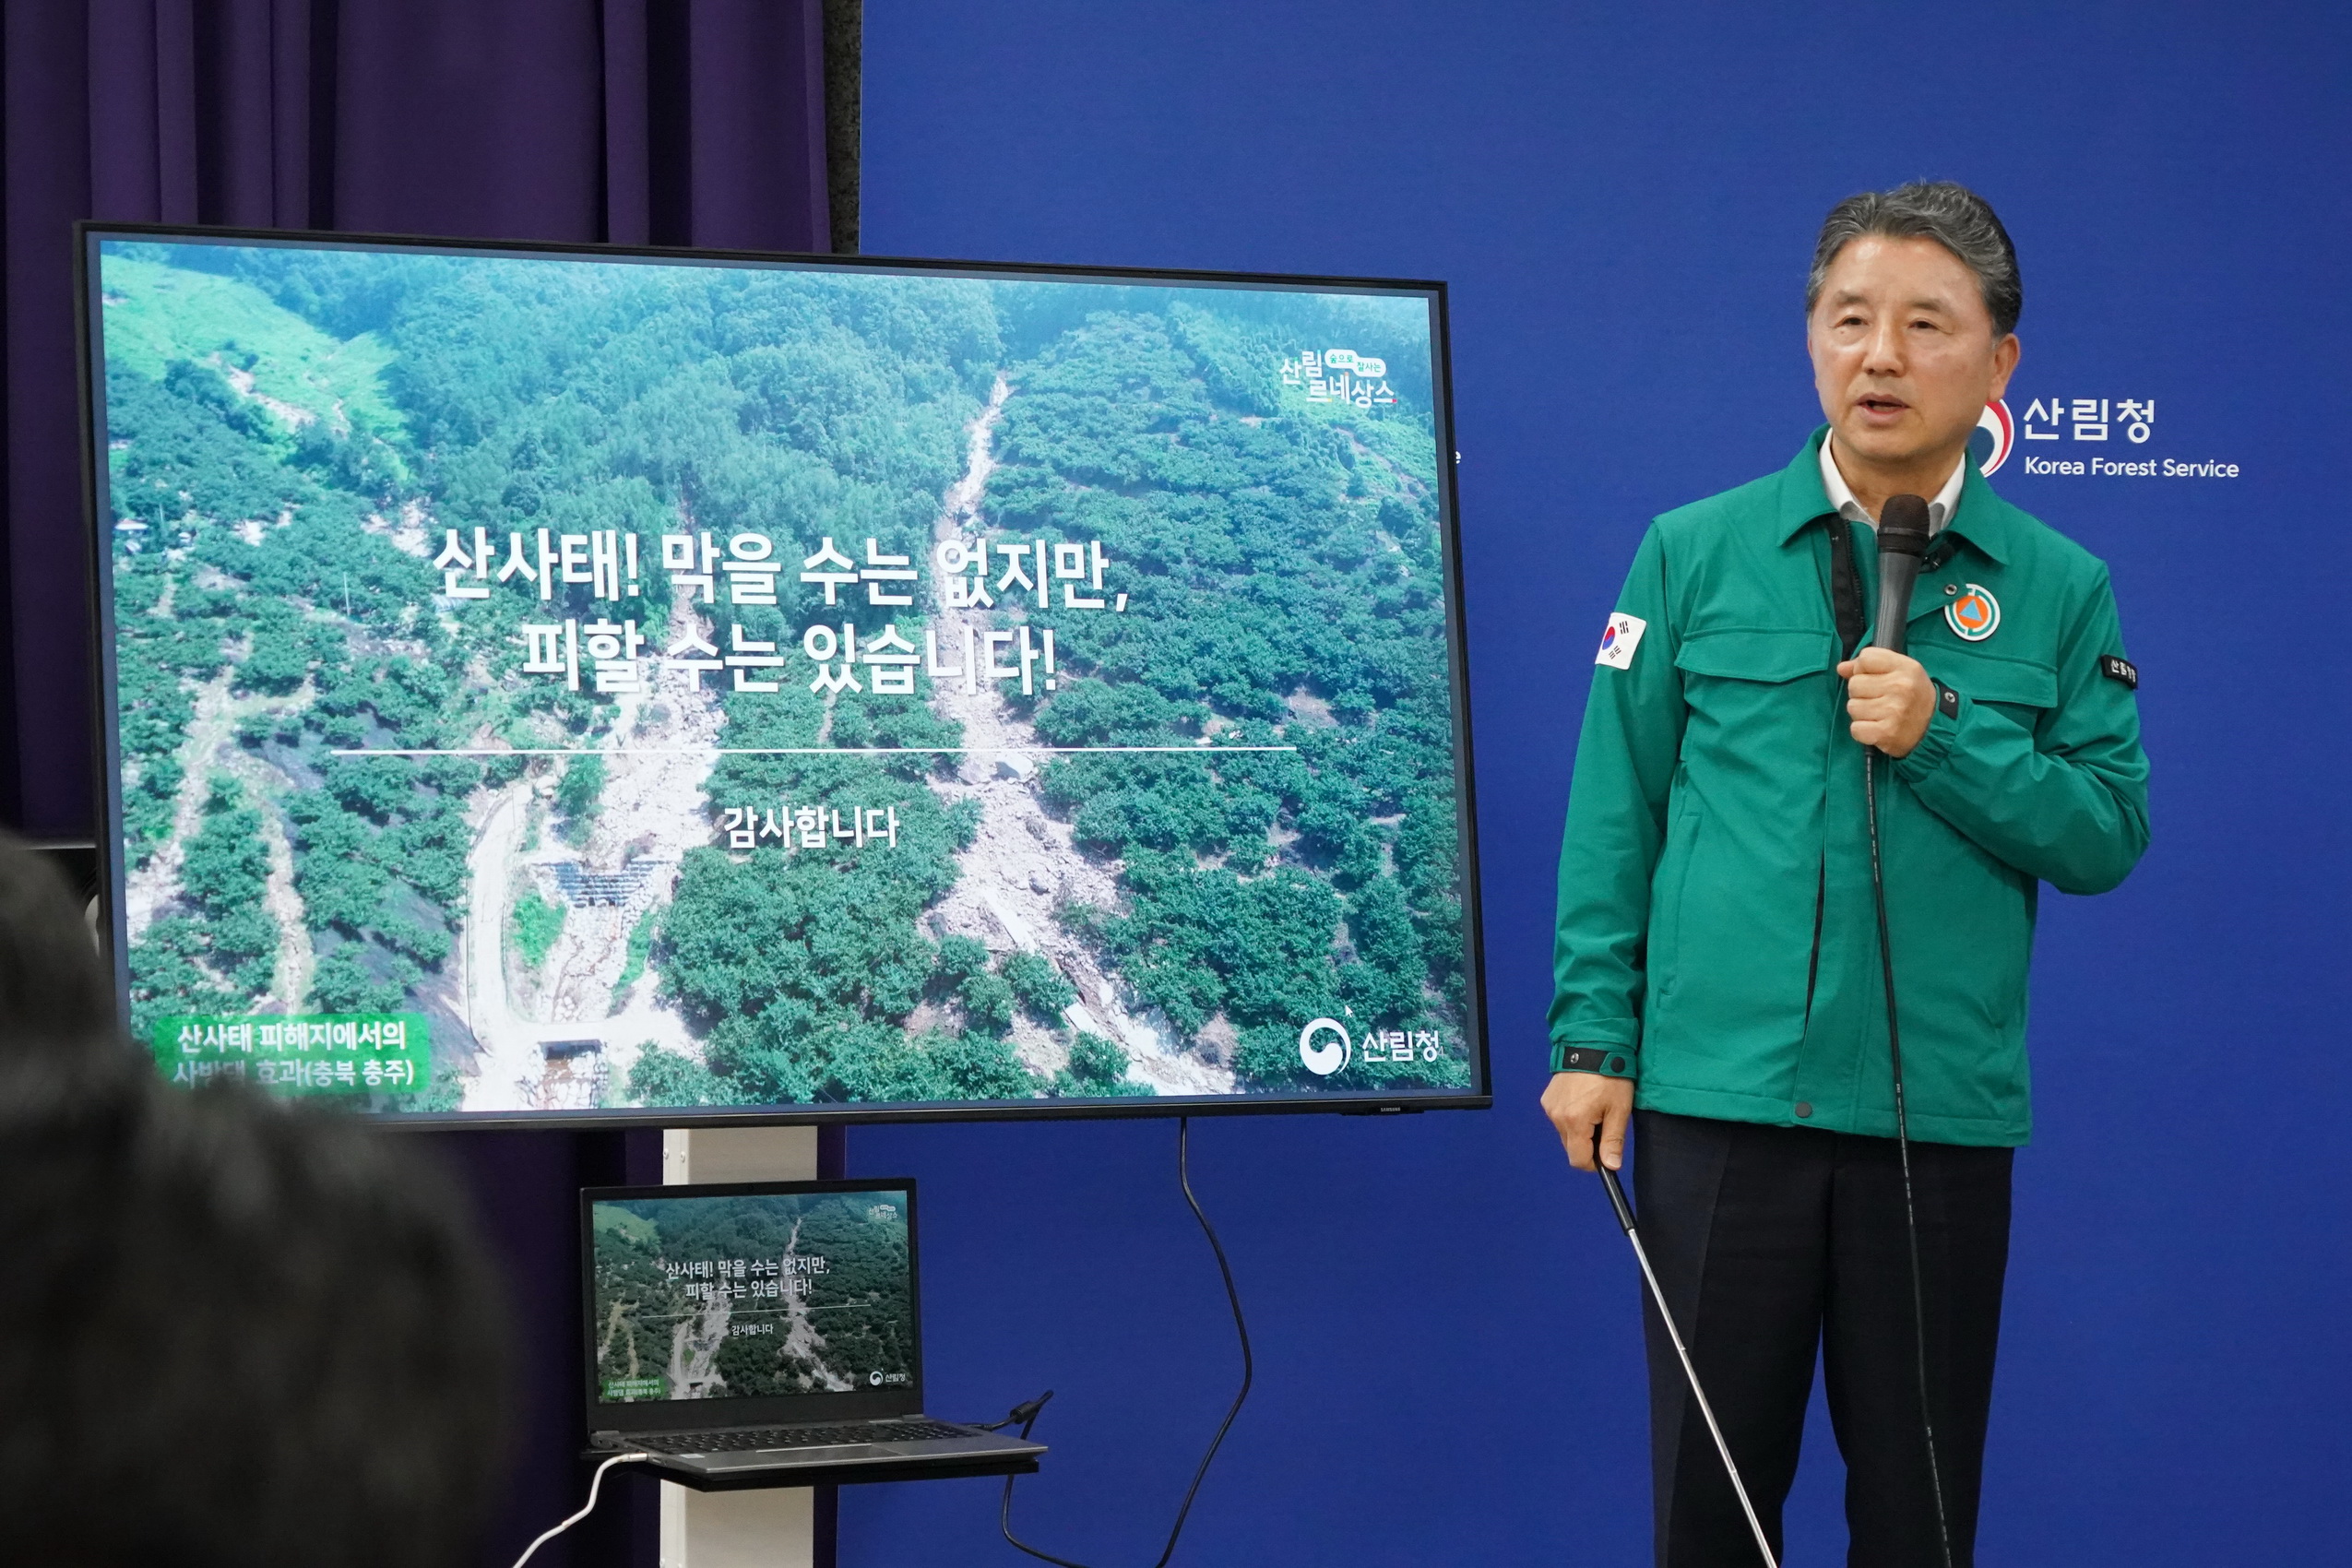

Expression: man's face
xmin=1808 ymin=235 xmax=2019 ymax=473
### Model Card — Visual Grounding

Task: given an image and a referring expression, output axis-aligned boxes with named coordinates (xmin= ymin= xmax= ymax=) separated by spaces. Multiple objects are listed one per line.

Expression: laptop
xmin=579 ymin=1177 xmax=1044 ymax=1488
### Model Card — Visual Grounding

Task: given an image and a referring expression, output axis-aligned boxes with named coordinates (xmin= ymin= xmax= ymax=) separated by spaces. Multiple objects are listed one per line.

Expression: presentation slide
xmin=589 ymin=1190 xmax=915 ymax=1404
xmin=89 ymin=233 xmax=1477 ymax=1117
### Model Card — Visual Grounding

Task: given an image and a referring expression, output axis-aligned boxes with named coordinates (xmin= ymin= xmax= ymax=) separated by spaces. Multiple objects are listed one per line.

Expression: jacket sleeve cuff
xmin=1892 ymin=681 xmax=1961 ymax=782
xmin=1550 ymin=1042 xmax=1637 ymax=1078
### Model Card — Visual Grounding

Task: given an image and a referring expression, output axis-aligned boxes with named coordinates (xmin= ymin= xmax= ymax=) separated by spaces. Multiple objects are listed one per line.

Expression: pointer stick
xmin=1596 ymin=1138 xmax=1779 ymax=1568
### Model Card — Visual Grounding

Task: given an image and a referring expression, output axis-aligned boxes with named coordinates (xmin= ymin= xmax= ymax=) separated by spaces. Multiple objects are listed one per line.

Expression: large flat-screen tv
xmin=77 ymin=224 xmax=1485 ymax=1126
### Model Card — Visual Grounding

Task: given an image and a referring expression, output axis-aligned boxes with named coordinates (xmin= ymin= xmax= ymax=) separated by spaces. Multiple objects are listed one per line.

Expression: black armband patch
xmin=2098 ymin=654 xmax=2139 ymax=690
xmin=1931 ymin=679 xmax=1959 ymax=720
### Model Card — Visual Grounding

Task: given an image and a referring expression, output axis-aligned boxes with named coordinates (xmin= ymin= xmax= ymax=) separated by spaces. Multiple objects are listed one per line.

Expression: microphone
xmin=1871 ymin=493 xmax=1932 ymax=656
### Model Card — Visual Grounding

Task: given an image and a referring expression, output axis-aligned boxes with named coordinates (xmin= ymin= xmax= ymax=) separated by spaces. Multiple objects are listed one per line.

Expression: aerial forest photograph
xmin=96 ymin=237 xmax=1471 ymax=1114
xmin=591 ymin=1191 xmax=915 ymax=1401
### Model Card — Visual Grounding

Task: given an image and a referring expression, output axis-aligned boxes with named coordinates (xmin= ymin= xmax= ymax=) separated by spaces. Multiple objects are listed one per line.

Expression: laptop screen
xmin=585 ymin=1182 xmax=918 ymax=1418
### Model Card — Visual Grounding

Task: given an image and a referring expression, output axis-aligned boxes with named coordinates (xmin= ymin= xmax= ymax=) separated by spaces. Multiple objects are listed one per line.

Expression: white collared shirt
xmin=1819 ymin=435 xmax=1966 ymax=535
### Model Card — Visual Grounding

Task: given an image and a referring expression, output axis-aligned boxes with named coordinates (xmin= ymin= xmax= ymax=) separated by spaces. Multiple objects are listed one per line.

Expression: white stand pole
xmin=658 ymin=1126 xmax=822 ymax=1568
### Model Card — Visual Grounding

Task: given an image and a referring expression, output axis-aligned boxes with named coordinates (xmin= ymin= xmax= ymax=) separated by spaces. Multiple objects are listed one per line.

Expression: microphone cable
xmin=1854 ymin=493 xmax=1956 ymax=1568
xmin=996 ymin=1115 xmax=1253 ymax=1568
xmin=1861 ymin=718 xmax=1958 ymax=1568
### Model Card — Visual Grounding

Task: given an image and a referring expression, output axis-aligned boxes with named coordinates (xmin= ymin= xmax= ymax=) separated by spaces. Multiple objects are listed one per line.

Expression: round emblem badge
xmin=1945 ymin=583 xmax=2001 ymax=642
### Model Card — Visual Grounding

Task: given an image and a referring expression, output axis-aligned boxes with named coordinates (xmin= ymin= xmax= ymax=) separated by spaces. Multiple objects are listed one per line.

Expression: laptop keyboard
xmin=636 ymin=1419 xmax=978 ymax=1455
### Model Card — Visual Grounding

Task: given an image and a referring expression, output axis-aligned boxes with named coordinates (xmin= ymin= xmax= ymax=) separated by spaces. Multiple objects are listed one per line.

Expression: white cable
xmin=510 ymin=1451 xmax=651 ymax=1568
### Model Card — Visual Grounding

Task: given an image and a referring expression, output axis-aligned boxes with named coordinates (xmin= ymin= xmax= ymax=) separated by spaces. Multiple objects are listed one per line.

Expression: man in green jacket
xmin=1544 ymin=182 xmax=2149 ymax=1566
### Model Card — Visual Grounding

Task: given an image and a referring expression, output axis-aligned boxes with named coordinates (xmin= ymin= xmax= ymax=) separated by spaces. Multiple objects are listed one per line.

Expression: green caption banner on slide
xmin=151 ymin=1012 xmax=431 ymax=1094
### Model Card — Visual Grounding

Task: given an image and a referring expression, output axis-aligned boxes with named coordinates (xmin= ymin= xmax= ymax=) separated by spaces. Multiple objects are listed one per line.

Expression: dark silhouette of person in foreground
xmin=0 ymin=835 xmax=511 ymax=1568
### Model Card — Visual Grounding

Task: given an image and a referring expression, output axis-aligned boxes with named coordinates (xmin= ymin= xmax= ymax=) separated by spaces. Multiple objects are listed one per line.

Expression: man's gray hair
xmin=1807 ymin=181 xmax=2022 ymax=339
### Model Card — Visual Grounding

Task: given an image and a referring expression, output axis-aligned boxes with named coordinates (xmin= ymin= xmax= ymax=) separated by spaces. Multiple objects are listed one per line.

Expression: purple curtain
xmin=0 ymin=6 xmax=833 ymax=1563
xmin=1 ymin=0 xmax=830 ymax=835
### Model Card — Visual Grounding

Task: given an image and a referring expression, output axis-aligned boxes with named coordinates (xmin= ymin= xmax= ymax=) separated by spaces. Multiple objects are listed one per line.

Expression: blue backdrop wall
xmin=845 ymin=4 xmax=2352 ymax=1564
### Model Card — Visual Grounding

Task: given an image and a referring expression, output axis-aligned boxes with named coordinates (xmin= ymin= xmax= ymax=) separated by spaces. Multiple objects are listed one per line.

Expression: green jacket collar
xmin=1774 ymin=426 xmax=2016 ymax=566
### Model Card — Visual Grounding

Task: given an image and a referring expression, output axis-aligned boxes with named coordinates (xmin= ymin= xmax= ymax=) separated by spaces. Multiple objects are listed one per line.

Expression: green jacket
xmin=1549 ymin=431 xmax=2149 ymax=1146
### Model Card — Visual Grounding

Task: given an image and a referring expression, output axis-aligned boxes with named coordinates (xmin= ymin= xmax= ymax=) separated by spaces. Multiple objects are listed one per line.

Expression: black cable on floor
xmin=997 ymin=1116 xmax=1253 ymax=1568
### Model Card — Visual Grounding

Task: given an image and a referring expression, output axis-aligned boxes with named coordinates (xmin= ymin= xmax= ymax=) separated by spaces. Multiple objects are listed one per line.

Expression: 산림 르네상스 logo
xmin=1278 ymin=350 xmax=1397 ymax=410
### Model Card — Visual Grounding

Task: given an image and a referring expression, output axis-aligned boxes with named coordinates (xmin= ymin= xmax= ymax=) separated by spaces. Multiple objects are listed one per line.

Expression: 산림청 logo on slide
xmin=1298 ymin=1018 xmax=1351 ymax=1076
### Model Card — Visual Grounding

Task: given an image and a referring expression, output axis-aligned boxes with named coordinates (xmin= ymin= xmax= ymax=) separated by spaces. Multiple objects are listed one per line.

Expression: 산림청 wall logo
xmin=2000 ymin=391 xmax=2240 ymax=481
xmin=1972 ymin=399 xmax=2014 ymax=476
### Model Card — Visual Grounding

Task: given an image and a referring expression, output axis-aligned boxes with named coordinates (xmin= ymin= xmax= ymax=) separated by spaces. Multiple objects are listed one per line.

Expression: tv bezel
xmin=75 ymin=220 xmax=1491 ymax=1129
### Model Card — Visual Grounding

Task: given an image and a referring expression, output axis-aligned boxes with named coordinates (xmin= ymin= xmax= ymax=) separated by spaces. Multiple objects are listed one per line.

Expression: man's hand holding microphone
xmin=1837 ymin=646 xmax=1935 ymax=756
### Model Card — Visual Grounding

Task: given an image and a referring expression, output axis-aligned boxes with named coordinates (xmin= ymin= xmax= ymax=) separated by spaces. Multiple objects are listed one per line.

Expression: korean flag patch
xmin=1596 ymin=612 xmax=1646 ymax=670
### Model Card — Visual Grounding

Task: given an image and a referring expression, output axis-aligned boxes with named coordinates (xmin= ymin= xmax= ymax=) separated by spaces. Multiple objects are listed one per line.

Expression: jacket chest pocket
xmin=1672 ymin=627 xmax=1839 ymax=731
xmin=1921 ymin=645 xmax=2057 ymax=731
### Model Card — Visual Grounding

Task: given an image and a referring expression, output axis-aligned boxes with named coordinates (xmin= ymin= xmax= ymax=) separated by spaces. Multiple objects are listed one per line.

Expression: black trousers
xmin=1633 ymin=1111 xmax=2013 ymax=1568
